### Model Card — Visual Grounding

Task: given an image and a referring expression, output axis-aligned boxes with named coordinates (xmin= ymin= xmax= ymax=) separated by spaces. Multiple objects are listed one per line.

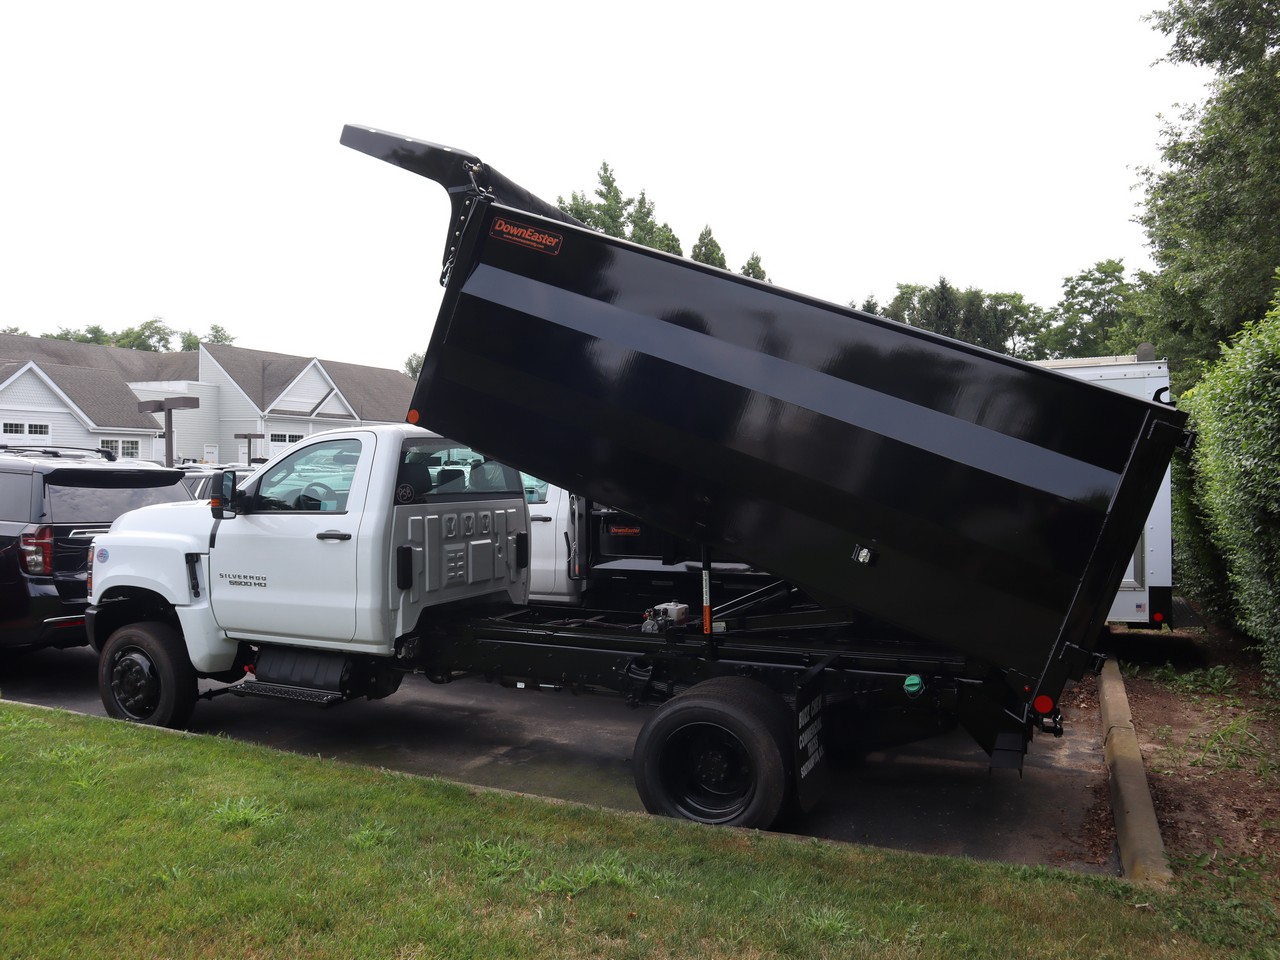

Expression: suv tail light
xmin=19 ymin=525 xmax=53 ymax=575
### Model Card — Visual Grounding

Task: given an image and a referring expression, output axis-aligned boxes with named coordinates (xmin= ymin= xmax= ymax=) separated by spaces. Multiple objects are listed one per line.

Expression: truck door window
xmin=395 ymin=440 xmax=521 ymax=503
xmin=520 ymin=473 xmax=549 ymax=504
xmin=253 ymin=438 xmax=361 ymax=512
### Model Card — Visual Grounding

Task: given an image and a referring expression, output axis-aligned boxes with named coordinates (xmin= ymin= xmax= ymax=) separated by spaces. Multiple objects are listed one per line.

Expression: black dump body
xmin=343 ymin=125 xmax=1189 ymax=720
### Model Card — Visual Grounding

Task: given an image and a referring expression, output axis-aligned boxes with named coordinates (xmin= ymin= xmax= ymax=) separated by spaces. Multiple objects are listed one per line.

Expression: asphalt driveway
xmin=2 ymin=644 xmax=1115 ymax=872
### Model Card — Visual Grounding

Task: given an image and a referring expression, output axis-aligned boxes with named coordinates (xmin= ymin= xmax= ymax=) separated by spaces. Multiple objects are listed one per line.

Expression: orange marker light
xmin=406 ymin=409 xmax=420 ymax=424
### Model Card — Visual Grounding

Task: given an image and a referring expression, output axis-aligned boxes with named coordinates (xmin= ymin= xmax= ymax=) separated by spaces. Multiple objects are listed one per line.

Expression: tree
xmin=2 ymin=325 xmax=30 ymax=335
xmin=560 ymin=167 xmax=684 ymax=255
xmin=627 ymin=191 xmax=683 ymax=255
xmin=179 ymin=324 xmax=236 ymax=350
xmin=739 ymin=253 xmax=768 ymax=281
xmin=1037 ymin=259 xmax=1136 ymax=359
xmin=1135 ymin=0 xmax=1280 ymax=387
xmin=855 ymin=296 xmax=882 ymax=316
xmin=916 ymin=277 xmax=963 ymax=340
xmin=114 ymin=317 xmax=174 ymax=352
xmin=880 ymin=279 xmax=1045 ymax=357
xmin=558 ymin=162 xmax=632 ymax=239
xmin=691 ymin=227 xmax=727 ymax=269
xmin=882 ymin=283 xmax=928 ymax=326
xmin=48 ymin=324 xmax=113 ymax=345
xmin=404 ymin=352 xmax=423 ymax=379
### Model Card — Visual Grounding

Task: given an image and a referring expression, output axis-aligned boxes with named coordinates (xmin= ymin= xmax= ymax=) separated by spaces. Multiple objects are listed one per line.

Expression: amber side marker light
xmin=407 ymin=409 xmax=420 ymax=425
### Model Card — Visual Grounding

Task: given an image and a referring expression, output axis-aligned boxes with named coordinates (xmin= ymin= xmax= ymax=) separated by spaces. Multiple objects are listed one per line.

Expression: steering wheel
xmin=296 ymin=482 xmax=336 ymax=509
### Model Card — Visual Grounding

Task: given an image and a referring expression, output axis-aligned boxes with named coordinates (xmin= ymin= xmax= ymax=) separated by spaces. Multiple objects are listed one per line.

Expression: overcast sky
xmin=2 ymin=1 xmax=1211 ymax=372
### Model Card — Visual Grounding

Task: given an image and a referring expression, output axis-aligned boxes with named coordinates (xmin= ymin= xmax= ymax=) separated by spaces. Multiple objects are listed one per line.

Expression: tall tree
xmin=916 ymin=277 xmax=963 ymax=340
xmin=1136 ymin=0 xmax=1280 ymax=386
xmin=558 ymin=162 xmax=632 ymax=239
xmin=114 ymin=317 xmax=173 ymax=351
xmin=178 ymin=324 xmax=236 ymax=351
xmin=739 ymin=253 xmax=768 ymax=281
xmin=880 ymin=279 xmax=1044 ymax=357
xmin=690 ymin=227 xmax=727 ymax=269
xmin=1038 ymin=259 xmax=1136 ymax=359
xmin=48 ymin=324 xmax=113 ymax=345
xmin=404 ymin=352 xmax=423 ymax=379
xmin=1 ymin=325 xmax=29 ymax=335
xmin=627 ymin=190 xmax=683 ymax=255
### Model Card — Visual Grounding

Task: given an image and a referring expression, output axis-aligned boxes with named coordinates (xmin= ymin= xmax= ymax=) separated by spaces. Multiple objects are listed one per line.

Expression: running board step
xmin=230 ymin=681 xmax=346 ymax=705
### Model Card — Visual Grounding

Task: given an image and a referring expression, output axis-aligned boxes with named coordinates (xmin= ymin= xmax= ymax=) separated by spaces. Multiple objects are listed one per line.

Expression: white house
xmin=0 ymin=334 xmax=414 ymax=464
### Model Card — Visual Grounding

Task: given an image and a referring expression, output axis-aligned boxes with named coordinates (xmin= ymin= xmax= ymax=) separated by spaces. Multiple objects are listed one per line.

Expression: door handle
xmin=529 ymin=515 xmax=553 ymax=523
xmin=316 ymin=530 xmax=352 ymax=541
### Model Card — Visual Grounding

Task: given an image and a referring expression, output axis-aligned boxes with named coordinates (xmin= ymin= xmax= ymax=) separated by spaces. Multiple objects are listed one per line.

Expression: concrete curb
xmin=1098 ymin=658 xmax=1173 ymax=883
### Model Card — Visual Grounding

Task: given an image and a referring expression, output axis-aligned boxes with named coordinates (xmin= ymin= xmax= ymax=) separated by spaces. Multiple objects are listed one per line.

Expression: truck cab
xmin=87 ymin=423 xmax=529 ymax=726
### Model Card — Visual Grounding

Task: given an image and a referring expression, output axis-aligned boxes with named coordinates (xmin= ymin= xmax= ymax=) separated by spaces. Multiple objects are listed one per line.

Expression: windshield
xmin=45 ymin=480 xmax=189 ymax=523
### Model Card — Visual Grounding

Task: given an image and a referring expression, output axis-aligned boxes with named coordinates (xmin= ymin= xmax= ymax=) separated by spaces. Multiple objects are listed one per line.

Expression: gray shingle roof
xmin=35 ymin=362 xmax=164 ymax=429
xmin=202 ymin=342 xmax=412 ymax=422
xmin=0 ymin=334 xmax=414 ymax=429
xmin=0 ymin=333 xmax=197 ymax=381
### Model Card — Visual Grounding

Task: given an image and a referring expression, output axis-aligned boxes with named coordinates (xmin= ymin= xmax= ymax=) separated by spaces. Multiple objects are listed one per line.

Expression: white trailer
xmin=1035 ymin=349 xmax=1175 ymax=627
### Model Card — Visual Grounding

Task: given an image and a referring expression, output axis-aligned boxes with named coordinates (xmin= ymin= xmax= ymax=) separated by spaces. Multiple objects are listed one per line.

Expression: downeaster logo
xmin=490 ymin=217 xmax=563 ymax=255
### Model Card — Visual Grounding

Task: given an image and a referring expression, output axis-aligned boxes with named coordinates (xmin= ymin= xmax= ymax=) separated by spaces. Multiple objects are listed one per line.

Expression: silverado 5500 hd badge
xmin=219 ymin=573 xmax=268 ymax=588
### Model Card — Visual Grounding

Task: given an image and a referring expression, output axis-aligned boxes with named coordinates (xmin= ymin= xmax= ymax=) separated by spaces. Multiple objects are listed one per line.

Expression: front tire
xmin=633 ymin=677 xmax=793 ymax=829
xmin=99 ymin=621 xmax=197 ymax=728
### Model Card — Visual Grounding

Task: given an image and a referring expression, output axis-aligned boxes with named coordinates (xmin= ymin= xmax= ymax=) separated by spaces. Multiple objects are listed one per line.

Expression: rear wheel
xmin=633 ymin=677 xmax=794 ymax=829
xmin=99 ymin=621 xmax=197 ymax=728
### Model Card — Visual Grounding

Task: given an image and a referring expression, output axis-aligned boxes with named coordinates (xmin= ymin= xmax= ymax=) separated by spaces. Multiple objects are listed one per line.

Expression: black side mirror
xmin=211 ymin=470 xmax=238 ymax=520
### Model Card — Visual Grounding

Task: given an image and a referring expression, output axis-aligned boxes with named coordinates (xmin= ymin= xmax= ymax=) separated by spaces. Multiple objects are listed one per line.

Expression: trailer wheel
xmin=99 ymin=621 xmax=197 ymax=729
xmin=633 ymin=678 xmax=793 ymax=829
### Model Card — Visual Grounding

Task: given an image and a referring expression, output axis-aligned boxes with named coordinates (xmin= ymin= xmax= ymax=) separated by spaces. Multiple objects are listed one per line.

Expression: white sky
xmin=2 ymin=1 xmax=1211 ymax=372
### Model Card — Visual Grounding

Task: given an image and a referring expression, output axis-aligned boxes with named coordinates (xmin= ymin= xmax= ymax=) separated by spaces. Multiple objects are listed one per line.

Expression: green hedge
xmin=1175 ymin=271 xmax=1280 ymax=684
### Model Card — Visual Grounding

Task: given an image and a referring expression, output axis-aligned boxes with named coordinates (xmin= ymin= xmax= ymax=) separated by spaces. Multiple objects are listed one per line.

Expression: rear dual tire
xmin=633 ymin=677 xmax=794 ymax=829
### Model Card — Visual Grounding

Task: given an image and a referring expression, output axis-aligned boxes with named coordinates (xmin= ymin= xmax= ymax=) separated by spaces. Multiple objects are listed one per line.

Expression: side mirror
xmin=211 ymin=470 xmax=238 ymax=520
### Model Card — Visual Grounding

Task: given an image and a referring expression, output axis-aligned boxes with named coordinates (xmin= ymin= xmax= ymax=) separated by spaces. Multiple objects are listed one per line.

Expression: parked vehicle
xmin=84 ymin=128 xmax=1189 ymax=829
xmin=0 ymin=445 xmax=189 ymax=651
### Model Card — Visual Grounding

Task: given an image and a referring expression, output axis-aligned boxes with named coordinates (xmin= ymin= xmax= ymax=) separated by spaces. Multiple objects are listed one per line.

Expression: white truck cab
xmin=87 ymin=423 xmax=530 ymax=725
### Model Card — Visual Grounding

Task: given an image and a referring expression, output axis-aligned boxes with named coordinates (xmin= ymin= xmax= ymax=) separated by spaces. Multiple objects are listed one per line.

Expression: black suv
xmin=0 ymin=445 xmax=191 ymax=651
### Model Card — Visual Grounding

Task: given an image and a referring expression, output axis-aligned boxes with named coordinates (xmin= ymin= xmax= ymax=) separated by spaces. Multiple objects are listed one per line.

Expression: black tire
xmin=633 ymin=677 xmax=794 ymax=829
xmin=98 ymin=621 xmax=198 ymax=728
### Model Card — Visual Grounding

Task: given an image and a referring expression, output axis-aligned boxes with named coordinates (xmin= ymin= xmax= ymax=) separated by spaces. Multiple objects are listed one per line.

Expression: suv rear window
xmin=44 ymin=475 xmax=189 ymax=523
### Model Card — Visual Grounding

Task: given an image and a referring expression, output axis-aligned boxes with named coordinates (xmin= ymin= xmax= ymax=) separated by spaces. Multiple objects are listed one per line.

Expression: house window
xmin=2 ymin=422 xmax=50 ymax=438
xmin=99 ymin=439 xmax=141 ymax=458
xmin=270 ymin=433 xmax=303 ymax=444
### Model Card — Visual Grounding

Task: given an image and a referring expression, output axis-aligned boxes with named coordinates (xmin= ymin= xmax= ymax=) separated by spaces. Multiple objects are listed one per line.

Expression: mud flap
xmin=794 ymin=659 xmax=833 ymax=813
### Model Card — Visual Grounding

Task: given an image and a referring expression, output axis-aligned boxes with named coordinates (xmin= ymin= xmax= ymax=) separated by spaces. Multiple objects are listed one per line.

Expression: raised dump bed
xmin=342 ymin=124 xmax=1189 ymax=734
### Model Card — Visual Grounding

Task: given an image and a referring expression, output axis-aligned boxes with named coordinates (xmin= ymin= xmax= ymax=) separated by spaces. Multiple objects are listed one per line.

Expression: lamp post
xmin=138 ymin=396 xmax=200 ymax=467
xmin=235 ymin=432 xmax=265 ymax=463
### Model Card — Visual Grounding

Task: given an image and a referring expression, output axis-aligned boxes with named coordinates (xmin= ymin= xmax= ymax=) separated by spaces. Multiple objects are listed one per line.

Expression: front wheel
xmin=99 ymin=621 xmax=198 ymax=728
xmin=633 ymin=677 xmax=793 ymax=829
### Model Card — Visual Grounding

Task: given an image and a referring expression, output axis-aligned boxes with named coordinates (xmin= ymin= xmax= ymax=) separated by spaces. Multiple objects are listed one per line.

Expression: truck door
xmin=524 ymin=476 xmax=583 ymax=603
xmin=209 ymin=434 xmax=371 ymax=645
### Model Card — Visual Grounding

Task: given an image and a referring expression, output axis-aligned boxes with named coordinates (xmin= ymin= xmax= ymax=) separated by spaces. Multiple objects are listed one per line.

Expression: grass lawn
xmin=0 ymin=701 xmax=1269 ymax=959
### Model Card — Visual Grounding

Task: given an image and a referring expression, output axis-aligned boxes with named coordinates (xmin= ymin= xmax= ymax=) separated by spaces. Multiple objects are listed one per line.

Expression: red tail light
xmin=19 ymin=526 xmax=53 ymax=575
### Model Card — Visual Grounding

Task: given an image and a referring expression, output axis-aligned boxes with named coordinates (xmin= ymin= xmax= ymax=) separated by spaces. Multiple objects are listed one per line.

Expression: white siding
xmin=199 ymin=348 xmax=266 ymax=462
xmin=277 ymin=364 xmax=332 ymax=409
xmin=131 ymin=381 xmax=222 ymax=463
xmin=0 ymin=368 xmax=90 ymax=447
